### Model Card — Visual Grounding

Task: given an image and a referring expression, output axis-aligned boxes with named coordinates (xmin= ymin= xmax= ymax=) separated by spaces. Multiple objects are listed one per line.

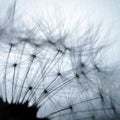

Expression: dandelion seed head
xmin=0 ymin=1 xmax=119 ymax=120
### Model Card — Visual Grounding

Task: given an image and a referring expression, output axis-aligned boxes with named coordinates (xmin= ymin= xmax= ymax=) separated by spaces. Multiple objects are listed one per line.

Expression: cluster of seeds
xmin=0 ymin=2 xmax=120 ymax=120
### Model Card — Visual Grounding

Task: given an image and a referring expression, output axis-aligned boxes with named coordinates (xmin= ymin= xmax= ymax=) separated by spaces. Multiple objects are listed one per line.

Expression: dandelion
xmin=0 ymin=1 xmax=119 ymax=120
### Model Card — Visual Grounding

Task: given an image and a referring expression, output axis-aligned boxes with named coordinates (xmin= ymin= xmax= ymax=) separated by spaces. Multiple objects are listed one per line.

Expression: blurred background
xmin=1 ymin=0 xmax=120 ymax=64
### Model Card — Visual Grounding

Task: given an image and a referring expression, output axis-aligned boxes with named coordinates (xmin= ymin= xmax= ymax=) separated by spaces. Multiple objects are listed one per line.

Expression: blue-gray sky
xmin=0 ymin=0 xmax=120 ymax=63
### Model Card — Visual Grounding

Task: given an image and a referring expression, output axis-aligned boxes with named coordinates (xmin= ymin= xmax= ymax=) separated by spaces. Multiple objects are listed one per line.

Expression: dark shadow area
xmin=0 ymin=98 xmax=49 ymax=120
